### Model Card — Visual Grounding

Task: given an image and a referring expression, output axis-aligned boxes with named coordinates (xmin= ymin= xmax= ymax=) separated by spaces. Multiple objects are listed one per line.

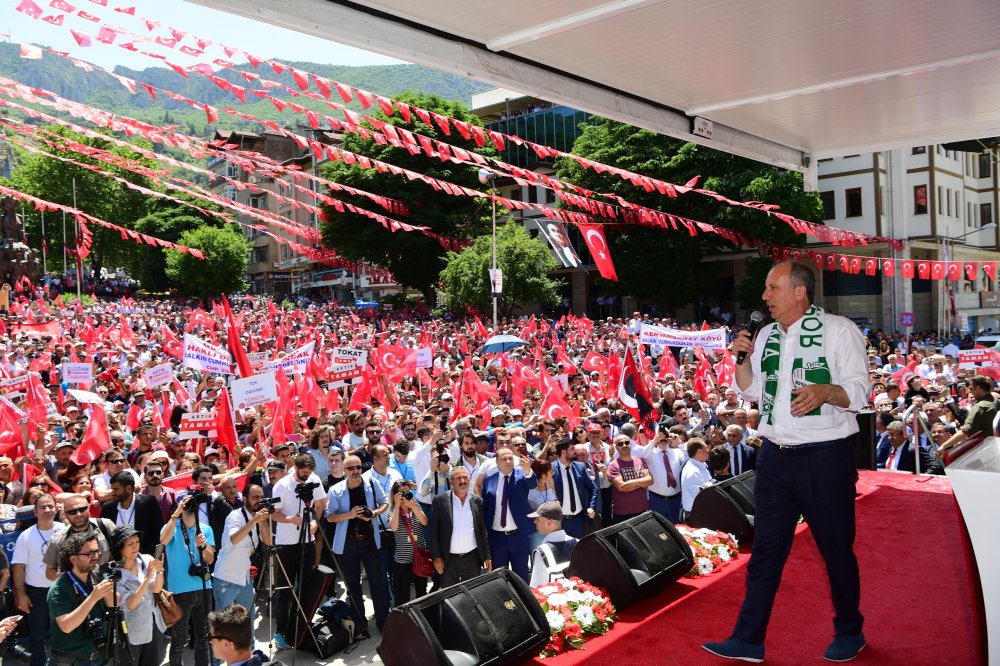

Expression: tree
xmin=132 ymin=194 xmax=229 ymax=291
xmin=555 ymin=118 xmax=822 ymax=309
xmin=440 ymin=223 xmax=561 ymax=318
xmin=10 ymin=126 xmax=157 ymax=277
xmin=165 ymin=226 xmax=248 ymax=297
xmin=320 ymin=92 xmax=498 ymax=303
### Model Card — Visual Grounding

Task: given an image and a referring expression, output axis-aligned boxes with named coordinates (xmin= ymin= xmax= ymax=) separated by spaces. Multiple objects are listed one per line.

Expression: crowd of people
xmin=0 ymin=262 xmax=995 ymax=665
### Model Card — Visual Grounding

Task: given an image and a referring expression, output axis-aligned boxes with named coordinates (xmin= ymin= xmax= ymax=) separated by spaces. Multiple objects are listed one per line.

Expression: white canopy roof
xmin=190 ymin=0 xmax=1000 ymax=181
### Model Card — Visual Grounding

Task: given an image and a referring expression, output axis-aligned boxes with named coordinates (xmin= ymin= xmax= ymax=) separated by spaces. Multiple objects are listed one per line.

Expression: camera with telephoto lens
xmin=89 ymin=616 xmax=108 ymax=653
xmin=185 ymin=486 xmax=212 ymax=508
xmin=188 ymin=563 xmax=211 ymax=581
xmin=401 ymin=490 xmax=414 ymax=501
xmin=258 ymin=497 xmax=281 ymax=513
xmin=294 ymin=481 xmax=320 ymax=501
xmin=435 ymin=441 xmax=449 ymax=465
xmin=359 ymin=506 xmax=373 ymax=519
xmin=0 ymin=632 xmax=32 ymax=661
xmin=99 ymin=560 xmax=122 ymax=582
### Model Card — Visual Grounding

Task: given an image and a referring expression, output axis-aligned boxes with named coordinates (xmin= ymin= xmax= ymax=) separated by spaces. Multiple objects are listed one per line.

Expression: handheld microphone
xmin=736 ymin=311 xmax=765 ymax=365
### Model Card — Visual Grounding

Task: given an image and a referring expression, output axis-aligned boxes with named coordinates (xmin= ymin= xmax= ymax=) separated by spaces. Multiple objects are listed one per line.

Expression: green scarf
xmin=760 ymin=304 xmax=832 ymax=426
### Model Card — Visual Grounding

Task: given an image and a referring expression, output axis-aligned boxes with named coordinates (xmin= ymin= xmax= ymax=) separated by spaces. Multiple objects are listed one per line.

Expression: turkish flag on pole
xmin=618 ymin=344 xmax=658 ymax=437
xmin=70 ymin=402 xmax=111 ymax=466
xmin=213 ymin=387 xmax=238 ymax=456
xmin=581 ymin=351 xmax=609 ymax=373
xmin=578 ymin=223 xmax=618 ymax=281
xmin=222 ymin=295 xmax=254 ymax=378
xmin=162 ymin=471 xmax=194 ymax=492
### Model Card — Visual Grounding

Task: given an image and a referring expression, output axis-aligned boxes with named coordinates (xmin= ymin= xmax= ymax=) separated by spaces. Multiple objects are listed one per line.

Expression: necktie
xmin=500 ymin=474 xmax=510 ymax=528
xmin=566 ymin=463 xmax=579 ymax=514
xmin=663 ymin=450 xmax=677 ymax=488
xmin=886 ymin=447 xmax=897 ymax=470
xmin=732 ymin=445 xmax=741 ymax=475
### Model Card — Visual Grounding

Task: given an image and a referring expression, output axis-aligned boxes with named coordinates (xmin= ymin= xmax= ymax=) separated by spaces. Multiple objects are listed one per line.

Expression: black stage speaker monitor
xmin=566 ymin=511 xmax=694 ymax=610
xmin=377 ymin=568 xmax=549 ymax=666
xmin=687 ymin=471 xmax=756 ymax=546
xmin=854 ymin=410 xmax=876 ymax=471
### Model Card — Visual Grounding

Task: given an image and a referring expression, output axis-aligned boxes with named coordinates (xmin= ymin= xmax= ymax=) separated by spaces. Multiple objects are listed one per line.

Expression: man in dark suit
xmin=101 ymin=470 xmax=165 ymax=555
xmin=876 ymin=421 xmax=943 ymax=475
xmin=723 ymin=425 xmax=756 ymax=476
xmin=428 ymin=466 xmax=491 ymax=587
xmin=550 ymin=438 xmax=597 ymax=538
xmin=476 ymin=447 xmax=536 ymax=582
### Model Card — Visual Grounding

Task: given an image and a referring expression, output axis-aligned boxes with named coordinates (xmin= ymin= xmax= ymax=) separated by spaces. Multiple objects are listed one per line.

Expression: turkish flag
xmin=965 ymin=262 xmax=979 ymax=280
xmin=882 ymin=259 xmax=895 ymax=277
xmin=582 ymin=351 xmax=609 ymax=373
xmin=838 ymin=255 xmax=850 ymax=272
xmin=538 ymin=390 xmax=572 ymax=422
xmin=946 ymin=262 xmax=961 ymax=281
xmin=618 ymin=345 xmax=658 ymax=437
xmin=70 ymin=403 xmax=110 ymax=466
xmin=770 ymin=247 xmax=781 ymax=262
xmin=222 ymin=295 xmax=254 ymax=378
xmin=901 ymin=260 xmax=915 ymax=278
xmin=375 ymin=344 xmax=418 ymax=383
xmin=578 ymin=223 xmax=618 ymax=281
xmin=162 ymin=471 xmax=194 ymax=492
xmin=212 ymin=387 xmax=238 ymax=456
xmin=985 ymin=262 xmax=997 ymax=281
xmin=917 ymin=261 xmax=931 ymax=279
xmin=554 ymin=346 xmax=578 ymax=374
xmin=930 ymin=262 xmax=946 ymax=280
xmin=849 ymin=257 xmax=862 ymax=274
xmin=811 ymin=251 xmax=825 ymax=270
xmin=864 ymin=258 xmax=878 ymax=276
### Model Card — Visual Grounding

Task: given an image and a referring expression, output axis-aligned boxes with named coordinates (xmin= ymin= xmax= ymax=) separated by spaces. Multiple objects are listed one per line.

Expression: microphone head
xmin=750 ymin=310 xmax=764 ymax=324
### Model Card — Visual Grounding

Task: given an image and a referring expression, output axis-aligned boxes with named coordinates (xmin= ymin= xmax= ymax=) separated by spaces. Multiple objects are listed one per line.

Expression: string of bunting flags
xmin=769 ymin=245 xmax=997 ymax=281
xmin=11 ymin=0 xmax=904 ymax=251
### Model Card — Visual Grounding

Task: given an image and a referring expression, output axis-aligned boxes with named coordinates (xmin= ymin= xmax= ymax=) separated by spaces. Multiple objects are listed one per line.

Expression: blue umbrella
xmin=481 ymin=334 xmax=530 ymax=354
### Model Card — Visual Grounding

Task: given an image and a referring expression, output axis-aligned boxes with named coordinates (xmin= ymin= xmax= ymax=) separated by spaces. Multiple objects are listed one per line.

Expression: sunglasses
xmin=30 ymin=481 xmax=49 ymax=488
xmin=108 ymin=459 xmax=125 ymax=464
xmin=345 ymin=465 xmax=362 ymax=471
xmin=208 ymin=635 xmax=229 ymax=642
xmin=65 ymin=506 xmax=90 ymax=516
xmin=111 ymin=438 xmax=124 ymax=444
xmin=366 ymin=430 xmax=380 ymax=435
xmin=145 ymin=470 xmax=162 ymax=476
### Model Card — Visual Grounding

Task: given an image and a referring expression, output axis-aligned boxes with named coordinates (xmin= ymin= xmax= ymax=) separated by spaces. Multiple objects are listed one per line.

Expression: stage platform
xmin=533 ymin=470 xmax=976 ymax=666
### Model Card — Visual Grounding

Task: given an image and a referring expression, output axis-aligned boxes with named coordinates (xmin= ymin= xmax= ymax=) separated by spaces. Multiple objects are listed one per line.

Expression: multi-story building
xmin=814 ymin=148 xmax=1000 ymax=334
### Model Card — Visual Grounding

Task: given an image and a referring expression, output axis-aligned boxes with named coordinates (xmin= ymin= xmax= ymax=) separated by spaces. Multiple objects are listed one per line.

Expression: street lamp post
xmin=478 ymin=168 xmax=498 ymax=331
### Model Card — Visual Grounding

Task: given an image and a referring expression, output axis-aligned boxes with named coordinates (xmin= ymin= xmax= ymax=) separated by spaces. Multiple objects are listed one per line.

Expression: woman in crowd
xmin=388 ymin=479 xmax=429 ymax=605
xmin=527 ymin=459 xmax=555 ymax=551
xmin=112 ymin=524 xmax=167 ymax=666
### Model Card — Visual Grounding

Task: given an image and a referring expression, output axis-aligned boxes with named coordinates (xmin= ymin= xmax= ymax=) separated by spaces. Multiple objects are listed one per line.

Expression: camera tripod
xmin=259 ymin=492 xmax=366 ymax=663
xmin=101 ymin=570 xmax=134 ymax=666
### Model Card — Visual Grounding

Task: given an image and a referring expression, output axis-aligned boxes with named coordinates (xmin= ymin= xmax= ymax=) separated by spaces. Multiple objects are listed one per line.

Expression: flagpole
xmin=72 ymin=178 xmax=81 ymax=301
xmin=61 ymin=209 xmax=67 ymax=278
xmin=40 ymin=209 xmax=47 ymax=276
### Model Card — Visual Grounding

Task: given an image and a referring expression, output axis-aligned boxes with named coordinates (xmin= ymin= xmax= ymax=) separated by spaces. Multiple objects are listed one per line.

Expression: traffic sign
xmin=900 ymin=312 xmax=914 ymax=327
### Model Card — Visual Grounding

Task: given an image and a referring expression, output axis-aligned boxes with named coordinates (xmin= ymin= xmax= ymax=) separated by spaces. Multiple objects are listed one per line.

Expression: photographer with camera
xmin=212 ymin=483 xmax=272 ymax=624
xmin=45 ymin=531 xmax=115 ymax=666
xmin=388 ymin=479 xmax=429 ymax=605
xmin=11 ymin=493 xmax=58 ymax=666
xmin=269 ymin=453 xmax=326 ymax=650
xmin=325 ymin=453 xmax=390 ymax=637
xmin=44 ymin=494 xmax=116 ymax=581
xmin=111 ymin=524 xmax=166 ymax=666
xmin=180 ymin=466 xmax=232 ymax=551
xmin=160 ymin=493 xmax=216 ymax=666
xmin=362 ymin=444 xmax=402 ymax=603
xmin=416 ymin=433 xmax=458 ymax=517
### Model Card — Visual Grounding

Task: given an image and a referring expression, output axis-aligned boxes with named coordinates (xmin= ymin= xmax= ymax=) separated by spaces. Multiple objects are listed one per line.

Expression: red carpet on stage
xmin=532 ymin=471 xmax=975 ymax=665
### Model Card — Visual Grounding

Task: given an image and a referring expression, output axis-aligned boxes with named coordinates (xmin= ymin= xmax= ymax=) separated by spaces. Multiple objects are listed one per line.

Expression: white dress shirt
xmin=680 ymin=458 xmax=713 ymax=512
xmin=272 ymin=472 xmax=327 ymax=545
xmin=738 ymin=310 xmax=869 ymax=446
xmin=635 ymin=444 xmax=686 ymax=497
xmin=449 ymin=492 xmax=477 ymax=554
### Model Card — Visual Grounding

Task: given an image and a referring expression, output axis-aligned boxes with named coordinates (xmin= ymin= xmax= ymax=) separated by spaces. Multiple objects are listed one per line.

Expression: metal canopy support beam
xmin=185 ymin=0 xmax=808 ymax=172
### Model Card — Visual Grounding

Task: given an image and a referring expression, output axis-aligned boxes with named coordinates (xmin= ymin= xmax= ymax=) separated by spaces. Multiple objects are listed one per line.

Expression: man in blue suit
xmin=477 ymin=447 xmax=537 ymax=582
xmin=550 ymin=438 xmax=597 ymax=538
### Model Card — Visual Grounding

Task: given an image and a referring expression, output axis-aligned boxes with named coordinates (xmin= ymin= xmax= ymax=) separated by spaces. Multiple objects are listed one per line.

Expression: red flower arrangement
xmin=531 ymin=577 xmax=617 ymax=658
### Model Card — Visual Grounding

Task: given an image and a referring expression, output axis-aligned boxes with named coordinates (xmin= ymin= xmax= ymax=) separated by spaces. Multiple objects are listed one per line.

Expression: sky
xmin=2 ymin=0 xmax=406 ymax=71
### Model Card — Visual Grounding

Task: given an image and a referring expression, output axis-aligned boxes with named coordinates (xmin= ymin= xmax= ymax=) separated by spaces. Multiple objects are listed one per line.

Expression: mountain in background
xmin=0 ymin=41 xmax=492 ymax=136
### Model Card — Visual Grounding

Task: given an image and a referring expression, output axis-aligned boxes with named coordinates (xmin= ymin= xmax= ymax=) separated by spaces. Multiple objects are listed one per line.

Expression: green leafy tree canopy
xmin=320 ymin=92 xmax=498 ymax=302
xmin=555 ymin=117 xmax=822 ymax=308
xmin=440 ymin=223 xmax=561 ymax=318
xmin=165 ymin=225 xmax=248 ymax=297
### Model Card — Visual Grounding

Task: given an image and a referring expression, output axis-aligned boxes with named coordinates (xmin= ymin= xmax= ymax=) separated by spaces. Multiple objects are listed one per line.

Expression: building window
xmin=938 ymin=186 xmax=943 ymax=214
xmin=982 ymin=202 xmax=994 ymax=227
xmin=845 ymin=188 xmax=863 ymax=217
xmin=819 ymin=191 xmax=835 ymax=219
xmin=252 ymin=247 xmax=269 ymax=264
xmin=979 ymin=153 xmax=992 ymax=178
xmin=913 ymin=185 xmax=927 ymax=214
xmin=912 ymin=146 xmax=926 ymax=155
xmin=222 ymin=185 xmax=236 ymax=201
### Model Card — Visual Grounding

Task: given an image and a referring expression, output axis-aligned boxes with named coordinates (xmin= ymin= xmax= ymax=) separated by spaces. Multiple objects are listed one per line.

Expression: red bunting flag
xmin=901 ymin=259 xmax=915 ymax=278
xmin=881 ymin=259 xmax=895 ymax=277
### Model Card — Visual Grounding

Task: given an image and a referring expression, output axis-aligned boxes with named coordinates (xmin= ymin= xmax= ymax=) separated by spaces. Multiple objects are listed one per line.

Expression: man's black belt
xmin=450 ymin=550 xmax=478 ymax=559
xmin=764 ymin=437 xmax=845 ymax=452
xmin=491 ymin=528 xmax=519 ymax=536
xmin=649 ymin=490 xmax=680 ymax=499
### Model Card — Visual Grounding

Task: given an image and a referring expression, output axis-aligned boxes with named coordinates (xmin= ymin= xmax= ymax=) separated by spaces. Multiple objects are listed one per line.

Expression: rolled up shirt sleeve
xmin=827 ymin=317 xmax=871 ymax=413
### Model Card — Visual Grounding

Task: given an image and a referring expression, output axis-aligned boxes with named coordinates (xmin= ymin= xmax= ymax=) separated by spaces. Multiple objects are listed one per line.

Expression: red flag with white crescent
xmin=578 ymin=223 xmax=618 ymax=281
xmin=618 ymin=345 xmax=658 ymax=437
